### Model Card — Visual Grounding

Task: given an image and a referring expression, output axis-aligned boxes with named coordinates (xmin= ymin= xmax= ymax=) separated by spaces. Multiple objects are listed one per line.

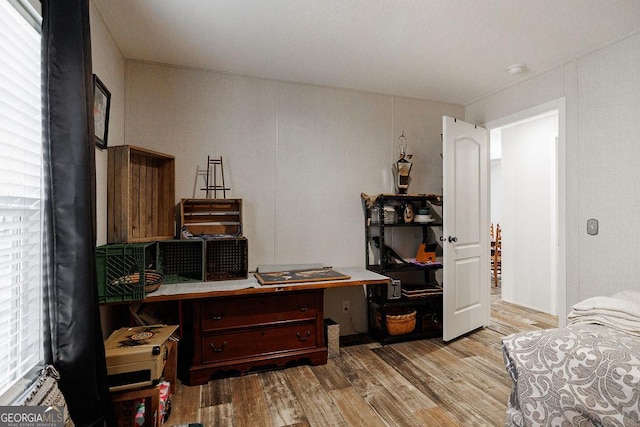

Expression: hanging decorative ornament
xmin=393 ymin=131 xmax=412 ymax=194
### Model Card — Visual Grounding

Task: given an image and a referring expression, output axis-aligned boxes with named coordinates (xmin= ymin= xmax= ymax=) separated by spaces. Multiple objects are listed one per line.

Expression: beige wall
xmin=90 ymin=1 xmax=125 ymax=246
xmin=124 ymin=60 xmax=463 ymax=333
xmin=90 ymin=1 xmax=127 ymax=336
xmin=499 ymin=114 xmax=557 ymax=314
xmin=466 ymin=32 xmax=640 ymax=321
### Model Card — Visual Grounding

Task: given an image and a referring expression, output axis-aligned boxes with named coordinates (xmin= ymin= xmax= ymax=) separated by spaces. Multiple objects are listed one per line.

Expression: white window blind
xmin=0 ymin=0 xmax=43 ymax=400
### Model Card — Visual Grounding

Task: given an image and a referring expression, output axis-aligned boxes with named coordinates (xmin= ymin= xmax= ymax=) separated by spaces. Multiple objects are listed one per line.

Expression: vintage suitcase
xmin=104 ymin=324 xmax=178 ymax=392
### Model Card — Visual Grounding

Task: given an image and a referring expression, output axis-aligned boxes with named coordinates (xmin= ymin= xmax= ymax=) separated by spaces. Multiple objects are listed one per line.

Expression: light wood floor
xmin=166 ymin=290 xmax=557 ymax=426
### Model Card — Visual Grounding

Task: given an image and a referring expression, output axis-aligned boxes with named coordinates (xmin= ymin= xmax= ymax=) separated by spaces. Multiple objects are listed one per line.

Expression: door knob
xmin=448 ymin=236 xmax=457 ymax=243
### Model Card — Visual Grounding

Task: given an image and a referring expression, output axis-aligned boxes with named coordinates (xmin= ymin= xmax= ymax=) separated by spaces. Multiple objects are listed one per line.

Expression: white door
xmin=442 ymin=116 xmax=490 ymax=341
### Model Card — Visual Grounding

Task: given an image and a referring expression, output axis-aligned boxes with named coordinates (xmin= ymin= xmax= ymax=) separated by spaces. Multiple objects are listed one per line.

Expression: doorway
xmin=485 ymin=99 xmax=566 ymax=323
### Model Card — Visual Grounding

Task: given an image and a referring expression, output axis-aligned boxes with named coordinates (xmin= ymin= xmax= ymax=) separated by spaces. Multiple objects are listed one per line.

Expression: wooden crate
xmin=111 ymin=386 xmax=160 ymax=427
xmin=107 ymin=145 xmax=175 ymax=243
xmin=178 ymin=198 xmax=242 ymax=237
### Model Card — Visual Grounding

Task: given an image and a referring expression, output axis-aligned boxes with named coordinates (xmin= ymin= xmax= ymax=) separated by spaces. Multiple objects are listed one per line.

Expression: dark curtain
xmin=41 ymin=0 xmax=112 ymax=425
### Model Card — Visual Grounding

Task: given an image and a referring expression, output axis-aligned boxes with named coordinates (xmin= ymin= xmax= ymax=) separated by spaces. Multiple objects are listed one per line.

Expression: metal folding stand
xmin=201 ymin=155 xmax=230 ymax=198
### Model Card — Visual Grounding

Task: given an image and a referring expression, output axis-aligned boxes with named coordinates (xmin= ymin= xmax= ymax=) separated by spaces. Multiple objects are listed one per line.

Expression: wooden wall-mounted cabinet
xmin=107 ymin=145 xmax=175 ymax=243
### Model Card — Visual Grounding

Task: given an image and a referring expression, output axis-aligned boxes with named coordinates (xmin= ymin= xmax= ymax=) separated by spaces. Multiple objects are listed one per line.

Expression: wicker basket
xmin=111 ymin=270 xmax=165 ymax=294
xmin=375 ymin=308 xmax=417 ymax=335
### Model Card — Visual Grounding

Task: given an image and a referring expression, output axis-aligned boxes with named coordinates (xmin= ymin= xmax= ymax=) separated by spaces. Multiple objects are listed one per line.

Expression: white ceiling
xmin=92 ymin=0 xmax=640 ymax=105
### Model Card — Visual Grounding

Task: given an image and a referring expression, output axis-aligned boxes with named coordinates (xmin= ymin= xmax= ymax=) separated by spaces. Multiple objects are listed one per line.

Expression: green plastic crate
xmin=96 ymin=243 xmax=156 ymax=303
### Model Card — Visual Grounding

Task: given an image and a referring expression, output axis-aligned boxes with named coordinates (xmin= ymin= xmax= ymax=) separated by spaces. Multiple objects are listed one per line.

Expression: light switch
xmin=587 ymin=218 xmax=598 ymax=235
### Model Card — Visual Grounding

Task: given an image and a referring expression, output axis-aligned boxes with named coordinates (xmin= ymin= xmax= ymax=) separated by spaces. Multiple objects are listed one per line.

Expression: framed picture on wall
xmin=93 ymin=74 xmax=111 ymax=149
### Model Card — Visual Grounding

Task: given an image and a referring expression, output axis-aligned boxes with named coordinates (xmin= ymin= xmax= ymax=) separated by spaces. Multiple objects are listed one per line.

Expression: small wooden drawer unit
xmin=201 ymin=292 xmax=317 ymax=330
xmin=201 ymin=321 xmax=318 ymax=363
xmin=189 ymin=289 xmax=327 ymax=385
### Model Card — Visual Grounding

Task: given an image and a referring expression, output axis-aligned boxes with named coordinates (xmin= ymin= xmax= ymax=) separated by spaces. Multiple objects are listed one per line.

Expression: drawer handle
xmin=209 ymin=341 xmax=227 ymax=352
xmin=296 ymin=331 xmax=311 ymax=342
xmin=296 ymin=303 xmax=309 ymax=312
xmin=209 ymin=312 xmax=225 ymax=321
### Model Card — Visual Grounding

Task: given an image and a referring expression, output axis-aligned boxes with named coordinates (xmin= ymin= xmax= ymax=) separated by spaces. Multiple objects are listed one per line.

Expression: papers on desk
xmin=254 ymin=268 xmax=350 ymax=285
xmin=256 ymin=263 xmax=324 ymax=273
xmin=144 ymin=267 xmax=386 ymax=298
xmin=146 ymin=277 xmax=259 ymax=296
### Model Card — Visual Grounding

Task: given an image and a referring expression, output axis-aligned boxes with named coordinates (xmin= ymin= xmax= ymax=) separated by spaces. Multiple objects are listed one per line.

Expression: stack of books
xmin=401 ymin=285 xmax=443 ymax=299
xmin=410 ymin=260 xmax=443 ymax=268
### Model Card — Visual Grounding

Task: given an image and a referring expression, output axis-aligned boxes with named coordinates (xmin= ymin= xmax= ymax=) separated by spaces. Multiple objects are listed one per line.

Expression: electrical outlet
xmin=342 ymin=301 xmax=350 ymax=313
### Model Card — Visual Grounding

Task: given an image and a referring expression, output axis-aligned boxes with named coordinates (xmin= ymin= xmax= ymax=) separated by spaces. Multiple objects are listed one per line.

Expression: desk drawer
xmin=201 ymin=292 xmax=317 ymax=331
xmin=201 ymin=321 xmax=318 ymax=363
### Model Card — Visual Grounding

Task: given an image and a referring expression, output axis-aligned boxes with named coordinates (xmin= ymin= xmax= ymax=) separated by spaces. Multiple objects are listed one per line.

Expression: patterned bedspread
xmin=502 ymin=324 xmax=640 ymax=426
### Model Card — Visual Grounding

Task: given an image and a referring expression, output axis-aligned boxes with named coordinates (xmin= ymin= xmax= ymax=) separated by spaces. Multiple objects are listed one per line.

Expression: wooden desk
xmin=142 ymin=268 xmax=389 ymax=385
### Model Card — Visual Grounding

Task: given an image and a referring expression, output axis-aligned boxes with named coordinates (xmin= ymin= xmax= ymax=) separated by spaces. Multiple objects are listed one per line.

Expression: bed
xmin=502 ymin=291 xmax=640 ymax=426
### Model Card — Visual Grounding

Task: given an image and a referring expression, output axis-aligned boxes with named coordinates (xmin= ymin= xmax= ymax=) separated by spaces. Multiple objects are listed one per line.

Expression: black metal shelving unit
xmin=362 ymin=194 xmax=444 ymax=344
xmin=367 ymin=291 xmax=443 ymax=344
